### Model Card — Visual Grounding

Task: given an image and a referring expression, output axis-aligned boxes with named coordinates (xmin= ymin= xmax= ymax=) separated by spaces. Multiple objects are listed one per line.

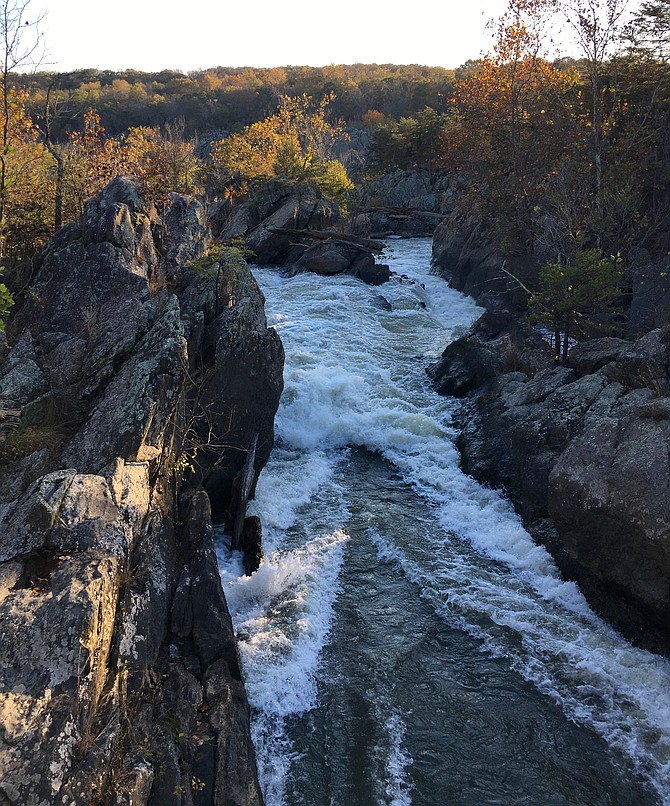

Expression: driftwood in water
xmin=231 ymin=432 xmax=258 ymax=551
xmin=269 ymin=227 xmax=385 ymax=254
xmin=363 ymin=205 xmax=447 ymax=221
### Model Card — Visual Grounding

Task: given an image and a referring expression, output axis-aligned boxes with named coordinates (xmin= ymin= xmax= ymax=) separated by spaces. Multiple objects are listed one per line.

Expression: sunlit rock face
xmin=0 ymin=176 xmax=282 ymax=805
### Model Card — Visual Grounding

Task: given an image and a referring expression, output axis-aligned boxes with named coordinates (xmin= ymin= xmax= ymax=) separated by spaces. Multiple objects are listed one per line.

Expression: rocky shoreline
xmin=428 ymin=290 xmax=670 ymax=653
xmin=0 ymin=177 xmax=283 ymax=804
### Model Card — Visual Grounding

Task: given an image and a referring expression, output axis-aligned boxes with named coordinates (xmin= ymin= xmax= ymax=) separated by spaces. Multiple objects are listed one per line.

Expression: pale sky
xmin=34 ymin=0 xmax=512 ymax=73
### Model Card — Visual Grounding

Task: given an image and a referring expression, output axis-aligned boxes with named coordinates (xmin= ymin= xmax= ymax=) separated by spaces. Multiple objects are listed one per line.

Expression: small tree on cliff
xmin=66 ymin=109 xmax=127 ymax=220
xmin=527 ymin=249 xmax=622 ymax=361
xmin=123 ymin=121 xmax=202 ymax=204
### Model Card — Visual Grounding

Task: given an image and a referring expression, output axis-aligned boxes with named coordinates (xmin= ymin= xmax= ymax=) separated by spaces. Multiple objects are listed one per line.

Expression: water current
xmin=217 ymin=238 xmax=670 ymax=805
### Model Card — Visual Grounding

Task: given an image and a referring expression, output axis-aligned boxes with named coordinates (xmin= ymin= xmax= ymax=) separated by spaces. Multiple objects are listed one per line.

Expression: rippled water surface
xmin=218 ymin=239 xmax=670 ymax=805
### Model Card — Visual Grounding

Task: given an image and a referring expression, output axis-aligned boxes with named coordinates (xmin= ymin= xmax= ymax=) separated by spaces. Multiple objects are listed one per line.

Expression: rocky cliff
xmin=432 ymin=209 xmax=670 ymax=338
xmin=429 ymin=312 xmax=670 ymax=652
xmin=431 ymin=212 xmax=541 ymax=312
xmin=353 ymin=169 xmax=453 ymax=238
xmin=0 ymin=177 xmax=284 ymax=805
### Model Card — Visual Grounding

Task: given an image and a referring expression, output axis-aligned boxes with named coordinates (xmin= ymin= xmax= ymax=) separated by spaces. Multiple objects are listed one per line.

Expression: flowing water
xmin=217 ymin=238 xmax=670 ymax=806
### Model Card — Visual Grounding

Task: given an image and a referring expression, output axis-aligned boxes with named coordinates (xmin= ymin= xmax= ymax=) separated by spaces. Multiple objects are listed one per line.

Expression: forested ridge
xmin=15 ymin=63 xmax=455 ymax=139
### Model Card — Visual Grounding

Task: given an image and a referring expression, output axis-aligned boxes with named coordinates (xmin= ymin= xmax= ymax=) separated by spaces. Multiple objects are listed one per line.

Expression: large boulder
xmin=217 ymin=180 xmax=339 ymax=264
xmin=549 ymin=395 xmax=670 ymax=612
xmin=213 ymin=179 xmax=393 ymax=281
xmin=292 ymin=237 xmax=392 ymax=285
xmin=427 ymin=310 xmax=552 ymax=397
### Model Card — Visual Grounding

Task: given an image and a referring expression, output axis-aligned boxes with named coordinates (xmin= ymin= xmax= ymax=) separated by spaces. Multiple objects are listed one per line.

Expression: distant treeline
xmin=14 ymin=64 xmax=457 ymax=139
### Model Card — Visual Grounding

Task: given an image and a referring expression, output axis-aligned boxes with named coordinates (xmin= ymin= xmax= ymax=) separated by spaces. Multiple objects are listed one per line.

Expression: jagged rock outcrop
xmin=429 ymin=314 xmax=670 ymax=651
xmin=0 ymin=176 xmax=283 ymax=805
xmin=211 ymin=180 xmax=392 ymax=283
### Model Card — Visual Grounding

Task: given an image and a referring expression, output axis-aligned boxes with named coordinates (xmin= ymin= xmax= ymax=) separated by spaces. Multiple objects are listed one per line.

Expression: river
xmin=217 ymin=238 xmax=670 ymax=805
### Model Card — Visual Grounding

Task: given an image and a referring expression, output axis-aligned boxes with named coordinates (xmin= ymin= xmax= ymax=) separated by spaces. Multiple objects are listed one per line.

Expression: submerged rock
xmin=0 ymin=176 xmax=281 ymax=804
xmin=241 ymin=515 xmax=264 ymax=577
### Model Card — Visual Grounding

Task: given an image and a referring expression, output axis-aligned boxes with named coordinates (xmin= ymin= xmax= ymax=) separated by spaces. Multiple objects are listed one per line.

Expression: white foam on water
xmin=381 ymin=711 xmax=414 ymax=806
xmin=369 ymin=528 xmax=670 ymax=800
xmin=219 ymin=525 xmax=348 ymax=805
xmin=246 ymin=448 xmax=336 ymax=546
xmin=237 ymin=239 xmax=670 ymax=803
xmin=217 ymin=434 xmax=351 ymax=804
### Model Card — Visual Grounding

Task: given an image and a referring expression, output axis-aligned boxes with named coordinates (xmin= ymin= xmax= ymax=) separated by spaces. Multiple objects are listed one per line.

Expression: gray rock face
xmin=361 ymin=169 xmax=453 ymax=213
xmin=355 ymin=169 xmax=453 ymax=237
xmin=246 ymin=194 xmax=337 ymax=265
xmin=432 ymin=314 xmax=670 ymax=649
xmin=0 ymin=177 xmax=279 ymax=804
xmin=213 ymin=179 xmax=391 ymax=282
xmin=549 ymin=400 xmax=670 ymax=609
xmin=624 ymin=249 xmax=670 ymax=337
xmin=431 ymin=211 xmax=540 ymax=312
xmin=217 ymin=180 xmax=338 ymax=264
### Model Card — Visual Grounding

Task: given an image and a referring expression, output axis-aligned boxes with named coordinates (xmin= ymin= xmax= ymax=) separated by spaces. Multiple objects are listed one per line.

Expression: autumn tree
xmin=1 ymin=95 xmax=52 ymax=258
xmin=450 ymin=0 xmax=576 ymax=255
xmin=210 ymin=93 xmax=353 ymax=208
xmin=122 ymin=120 xmax=202 ymax=204
xmin=40 ymin=81 xmax=80 ymax=231
xmin=0 ymin=0 xmax=44 ymax=255
xmin=65 ymin=109 xmax=127 ymax=219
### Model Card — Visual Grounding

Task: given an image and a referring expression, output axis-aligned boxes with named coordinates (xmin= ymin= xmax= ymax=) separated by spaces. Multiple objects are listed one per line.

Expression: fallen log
xmin=231 ymin=432 xmax=258 ymax=551
xmin=363 ymin=206 xmax=448 ymax=220
xmin=269 ymin=227 xmax=385 ymax=253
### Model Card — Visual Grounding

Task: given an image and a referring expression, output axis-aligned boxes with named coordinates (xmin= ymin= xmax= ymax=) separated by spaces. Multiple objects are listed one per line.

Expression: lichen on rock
xmin=0 ymin=176 xmax=281 ymax=804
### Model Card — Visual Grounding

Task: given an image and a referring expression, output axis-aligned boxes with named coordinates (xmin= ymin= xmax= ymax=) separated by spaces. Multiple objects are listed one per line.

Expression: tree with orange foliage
xmin=0 ymin=0 xmax=45 ymax=256
xmin=122 ymin=121 xmax=202 ymax=204
xmin=66 ymin=109 xmax=127 ymax=219
xmin=449 ymin=0 xmax=577 ymax=256
xmin=210 ymin=93 xmax=353 ymax=209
